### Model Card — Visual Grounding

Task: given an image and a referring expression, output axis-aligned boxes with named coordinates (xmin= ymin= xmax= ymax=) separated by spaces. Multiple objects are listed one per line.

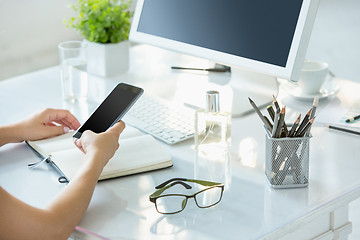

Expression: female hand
xmin=74 ymin=121 xmax=126 ymax=168
xmin=13 ymin=108 xmax=81 ymax=142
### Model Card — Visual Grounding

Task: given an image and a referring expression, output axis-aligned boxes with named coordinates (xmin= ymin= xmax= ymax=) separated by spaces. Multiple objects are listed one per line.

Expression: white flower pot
xmin=85 ymin=40 xmax=129 ymax=77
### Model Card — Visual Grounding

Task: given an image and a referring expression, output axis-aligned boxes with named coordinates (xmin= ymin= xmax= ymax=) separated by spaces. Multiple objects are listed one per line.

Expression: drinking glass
xmin=58 ymin=40 xmax=88 ymax=104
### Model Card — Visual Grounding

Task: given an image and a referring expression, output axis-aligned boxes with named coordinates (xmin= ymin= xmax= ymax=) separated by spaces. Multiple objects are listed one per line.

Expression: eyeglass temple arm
xmin=155 ymin=178 xmax=188 ymax=189
xmin=187 ymin=179 xmax=223 ymax=187
xmin=150 ymin=181 xmax=192 ymax=200
xmin=156 ymin=178 xmax=223 ymax=189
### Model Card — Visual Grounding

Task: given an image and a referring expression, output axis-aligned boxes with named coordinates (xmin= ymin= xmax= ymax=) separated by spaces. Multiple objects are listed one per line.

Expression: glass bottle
xmin=194 ymin=91 xmax=231 ymax=190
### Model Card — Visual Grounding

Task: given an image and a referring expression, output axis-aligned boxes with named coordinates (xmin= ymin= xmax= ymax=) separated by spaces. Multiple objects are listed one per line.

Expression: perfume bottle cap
xmin=206 ymin=90 xmax=220 ymax=112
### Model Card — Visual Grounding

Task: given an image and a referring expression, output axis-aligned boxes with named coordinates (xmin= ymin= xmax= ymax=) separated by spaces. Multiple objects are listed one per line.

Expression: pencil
xmin=275 ymin=107 xmax=285 ymax=138
xmin=326 ymin=125 xmax=360 ymax=136
xmin=309 ymin=96 xmax=319 ymax=119
xmin=264 ymin=116 xmax=273 ymax=132
xmin=272 ymin=108 xmax=280 ymax=138
xmin=295 ymin=109 xmax=311 ymax=136
xmin=272 ymin=95 xmax=280 ymax=113
xmin=248 ymin=97 xmax=272 ymax=132
xmin=281 ymin=107 xmax=288 ymax=137
xmin=345 ymin=114 xmax=360 ymax=123
xmin=306 ymin=97 xmax=319 ymax=136
xmin=288 ymin=114 xmax=301 ymax=137
xmin=298 ymin=117 xmax=315 ymax=137
xmin=267 ymin=105 xmax=275 ymax=121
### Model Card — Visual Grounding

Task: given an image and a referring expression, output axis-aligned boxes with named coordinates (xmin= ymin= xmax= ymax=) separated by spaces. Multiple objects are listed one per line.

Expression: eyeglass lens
xmin=155 ymin=186 xmax=223 ymax=214
xmin=156 ymin=195 xmax=188 ymax=214
xmin=195 ymin=187 xmax=223 ymax=208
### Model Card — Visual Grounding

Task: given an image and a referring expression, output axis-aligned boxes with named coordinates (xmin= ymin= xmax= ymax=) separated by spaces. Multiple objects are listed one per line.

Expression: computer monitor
xmin=130 ymin=0 xmax=320 ymax=116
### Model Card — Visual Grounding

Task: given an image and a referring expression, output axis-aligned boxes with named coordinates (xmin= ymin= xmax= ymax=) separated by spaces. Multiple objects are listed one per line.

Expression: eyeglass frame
xmin=149 ymin=178 xmax=224 ymax=214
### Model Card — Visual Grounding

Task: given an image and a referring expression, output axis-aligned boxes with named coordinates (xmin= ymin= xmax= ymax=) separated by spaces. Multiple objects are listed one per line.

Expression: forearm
xmin=44 ymin=151 xmax=104 ymax=238
xmin=0 ymin=152 xmax=105 ymax=240
xmin=0 ymin=124 xmax=23 ymax=147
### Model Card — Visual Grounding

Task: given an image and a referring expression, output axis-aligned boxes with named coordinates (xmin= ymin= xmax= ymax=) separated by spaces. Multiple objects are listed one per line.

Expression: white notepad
xmin=26 ymin=126 xmax=172 ymax=182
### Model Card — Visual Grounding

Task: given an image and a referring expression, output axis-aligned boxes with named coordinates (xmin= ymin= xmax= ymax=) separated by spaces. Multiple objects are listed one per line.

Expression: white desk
xmin=1 ymin=45 xmax=360 ymax=240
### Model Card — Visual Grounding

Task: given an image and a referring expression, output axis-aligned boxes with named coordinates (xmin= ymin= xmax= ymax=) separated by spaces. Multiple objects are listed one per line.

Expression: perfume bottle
xmin=194 ymin=91 xmax=231 ymax=189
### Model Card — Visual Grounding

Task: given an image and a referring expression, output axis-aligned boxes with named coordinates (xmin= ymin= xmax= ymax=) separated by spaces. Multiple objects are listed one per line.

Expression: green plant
xmin=66 ymin=0 xmax=133 ymax=44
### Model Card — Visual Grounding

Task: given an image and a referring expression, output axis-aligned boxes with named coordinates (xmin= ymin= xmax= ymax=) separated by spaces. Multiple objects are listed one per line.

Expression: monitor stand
xmin=174 ymin=66 xmax=279 ymax=117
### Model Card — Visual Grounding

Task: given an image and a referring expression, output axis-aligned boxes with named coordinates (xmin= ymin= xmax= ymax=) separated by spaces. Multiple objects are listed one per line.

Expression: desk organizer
xmin=265 ymin=130 xmax=311 ymax=188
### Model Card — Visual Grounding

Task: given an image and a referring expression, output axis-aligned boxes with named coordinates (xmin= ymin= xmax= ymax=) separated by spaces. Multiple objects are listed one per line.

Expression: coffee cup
xmin=298 ymin=61 xmax=328 ymax=94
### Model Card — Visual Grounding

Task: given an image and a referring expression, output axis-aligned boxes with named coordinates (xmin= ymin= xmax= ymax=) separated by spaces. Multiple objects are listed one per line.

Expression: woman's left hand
xmin=13 ymin=108 xmax=81 ymax=142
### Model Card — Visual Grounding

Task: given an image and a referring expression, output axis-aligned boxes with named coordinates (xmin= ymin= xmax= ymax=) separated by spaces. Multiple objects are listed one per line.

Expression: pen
xmin=248 ymin=97 xmax=273 ymax=132
xmin=288 ymin=114 xmax=301 ymax=137
xmin=326 ymin=125 xmax=360 ymax=136
xmin=345 ymin=114 xmax=360 ymax=123
xmin=171 ymin=65 xmax=231 ymax=72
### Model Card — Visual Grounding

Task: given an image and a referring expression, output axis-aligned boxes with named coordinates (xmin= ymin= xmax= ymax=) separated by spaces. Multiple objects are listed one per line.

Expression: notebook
xmin=26 ymin=126 xmax=172 ymax=182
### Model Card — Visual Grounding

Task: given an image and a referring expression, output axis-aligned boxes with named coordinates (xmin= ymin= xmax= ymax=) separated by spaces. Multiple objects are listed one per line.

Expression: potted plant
xmin=65 ymin=0 xmax=133 ymax=77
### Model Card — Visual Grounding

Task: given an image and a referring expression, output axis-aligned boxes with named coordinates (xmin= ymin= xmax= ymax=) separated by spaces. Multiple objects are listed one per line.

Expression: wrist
xmin=0 ymin=124 xmax=24 ymax=146
xmin=83 ymin=150 xmax=109 ymax=172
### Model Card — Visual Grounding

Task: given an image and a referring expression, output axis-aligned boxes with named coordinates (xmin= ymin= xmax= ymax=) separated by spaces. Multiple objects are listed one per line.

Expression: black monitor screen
xmin=137 ymin=0 xmax=303 ymax=67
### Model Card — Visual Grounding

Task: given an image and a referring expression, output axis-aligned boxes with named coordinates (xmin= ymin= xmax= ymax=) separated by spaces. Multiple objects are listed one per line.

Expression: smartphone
xmin=73 ymin=83 xmax=144 ymax=138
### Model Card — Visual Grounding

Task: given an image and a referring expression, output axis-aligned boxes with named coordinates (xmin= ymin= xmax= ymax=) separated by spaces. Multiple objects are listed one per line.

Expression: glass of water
xmin=58 ymin=41 xmax=87 ymax=104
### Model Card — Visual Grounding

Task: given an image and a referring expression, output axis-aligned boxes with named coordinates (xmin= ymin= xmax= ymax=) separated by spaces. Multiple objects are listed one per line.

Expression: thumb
xmin=107 ymin=121 xmax=126 ymax=136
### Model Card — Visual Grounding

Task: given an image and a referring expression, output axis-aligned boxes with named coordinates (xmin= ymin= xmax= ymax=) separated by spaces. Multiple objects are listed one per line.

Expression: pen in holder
xmin=265 ymin=128 xmax=311 ymax=188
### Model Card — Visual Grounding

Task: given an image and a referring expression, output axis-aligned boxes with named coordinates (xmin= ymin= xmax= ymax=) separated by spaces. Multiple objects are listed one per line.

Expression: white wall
xmin=0 ymin=0 xmax=359 ymax=82
xmin=0 ymin=0 xmax=80 ymax=81
xmin=306 ymin=0 xmax=360 ymax=82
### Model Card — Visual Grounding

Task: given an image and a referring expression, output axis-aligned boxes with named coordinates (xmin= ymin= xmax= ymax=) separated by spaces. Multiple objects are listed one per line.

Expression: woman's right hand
xmin=74 ymin=121 xmax=126 ymax=168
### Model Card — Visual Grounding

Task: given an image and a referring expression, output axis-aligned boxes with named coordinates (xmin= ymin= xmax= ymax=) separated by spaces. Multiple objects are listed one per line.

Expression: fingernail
xmin=63 ymin=127 xmax=70 ymax=133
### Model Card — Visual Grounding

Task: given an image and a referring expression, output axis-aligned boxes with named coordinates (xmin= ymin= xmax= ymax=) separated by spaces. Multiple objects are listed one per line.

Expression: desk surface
xmin=1 ymin=45 xmax=360 ymax=240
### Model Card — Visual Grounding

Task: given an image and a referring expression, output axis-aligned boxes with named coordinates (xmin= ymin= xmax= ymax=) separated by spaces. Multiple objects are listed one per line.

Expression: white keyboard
xmin=124 ymin=94 xmax=195 ymax=144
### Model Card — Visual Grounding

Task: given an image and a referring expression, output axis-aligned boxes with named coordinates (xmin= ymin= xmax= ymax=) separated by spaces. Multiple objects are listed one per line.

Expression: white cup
xmin=298 ymin=61 xmax=328 ymax=94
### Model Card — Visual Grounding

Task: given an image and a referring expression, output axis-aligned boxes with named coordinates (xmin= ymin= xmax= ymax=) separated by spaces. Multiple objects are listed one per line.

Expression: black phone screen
xmin=73 ymin=83 xmax=143 ymax=138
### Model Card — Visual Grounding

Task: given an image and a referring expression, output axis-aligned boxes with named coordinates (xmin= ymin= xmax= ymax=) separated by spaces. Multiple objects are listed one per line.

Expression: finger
xmin=44 ymin=125 xmax=69 ymax=137
xmin=53 ymin=119 xmax=74 ymax=129
xmin=73 ymin=138 xmax=85 ymax=154
xmin=45 ymin=109 xmax=81 ymax=130
xmin=107 ymin=121 xmax=126 ymax=136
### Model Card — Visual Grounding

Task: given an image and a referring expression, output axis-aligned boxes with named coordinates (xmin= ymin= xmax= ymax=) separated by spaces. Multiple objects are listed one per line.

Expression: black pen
xmin=345 ymin=114 xmax=360 ymax=123
xmin=326 ymin=125 xmax=360 ymax=136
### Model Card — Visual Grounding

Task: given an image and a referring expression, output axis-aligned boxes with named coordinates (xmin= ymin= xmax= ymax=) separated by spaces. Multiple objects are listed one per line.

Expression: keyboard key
xmin=125 ymin=94 xmax=195 ymax=144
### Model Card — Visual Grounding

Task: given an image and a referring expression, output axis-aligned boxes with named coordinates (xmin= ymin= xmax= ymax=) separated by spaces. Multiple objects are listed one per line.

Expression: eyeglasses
xmin=149 ymin=178 xmax=224 ymax=214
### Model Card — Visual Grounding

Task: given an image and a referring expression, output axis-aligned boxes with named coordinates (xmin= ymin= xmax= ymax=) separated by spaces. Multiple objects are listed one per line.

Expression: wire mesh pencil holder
xmin=265 ymin=130 xmax=311 ymax=188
